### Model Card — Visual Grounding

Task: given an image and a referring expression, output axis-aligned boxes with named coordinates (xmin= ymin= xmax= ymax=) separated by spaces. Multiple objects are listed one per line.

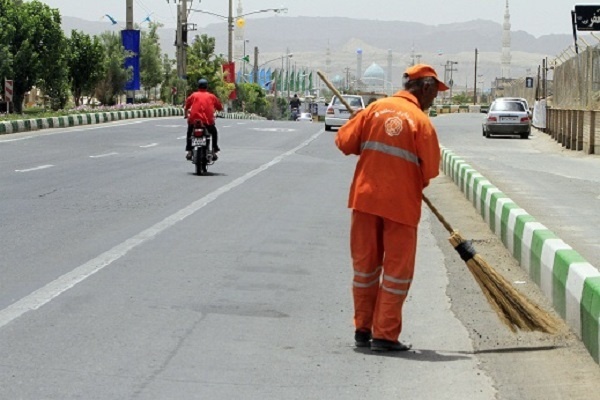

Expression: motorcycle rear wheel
xmin=195 ymin=147 xmax=208 ymax=175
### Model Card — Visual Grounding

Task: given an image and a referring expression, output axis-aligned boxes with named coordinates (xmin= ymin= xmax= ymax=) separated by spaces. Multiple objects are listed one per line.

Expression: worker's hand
xmin=348 ymin=109 xmax=362 ymax=120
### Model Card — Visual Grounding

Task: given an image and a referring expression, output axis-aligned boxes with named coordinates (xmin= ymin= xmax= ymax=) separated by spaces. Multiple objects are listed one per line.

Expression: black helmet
xmin=198 ymin=78 xmax=208 ymax=89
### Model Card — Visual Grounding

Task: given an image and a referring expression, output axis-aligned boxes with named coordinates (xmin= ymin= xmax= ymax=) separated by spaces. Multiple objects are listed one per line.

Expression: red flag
xmin=222 ymin=62 xmax=236 ymax=100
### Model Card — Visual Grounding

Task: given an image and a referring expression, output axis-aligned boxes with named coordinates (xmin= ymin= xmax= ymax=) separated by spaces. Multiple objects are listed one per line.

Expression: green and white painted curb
xmin=0 ymin=107 xmax=184 ymax=135
xmin=441 ymin=147 xmax=600 ymax=363
xmin=0 ymin=108 xmax=266 ymax=135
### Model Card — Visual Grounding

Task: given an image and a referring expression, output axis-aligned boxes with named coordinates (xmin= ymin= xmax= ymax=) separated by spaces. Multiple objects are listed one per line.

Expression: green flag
xmin=308 ymin=71 xmax=313 ymax=91
xmin=290 ymin=70 xmax=295 ymax=92
xmin=301 ymin=70 xmax=306 ymax=92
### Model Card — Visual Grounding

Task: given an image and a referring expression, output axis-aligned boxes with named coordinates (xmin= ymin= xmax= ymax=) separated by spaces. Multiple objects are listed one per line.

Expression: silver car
xmin=482 ymin=100 xmax=531 ymax=139
xmin=324 ymin=95 xmax=365 ymax=131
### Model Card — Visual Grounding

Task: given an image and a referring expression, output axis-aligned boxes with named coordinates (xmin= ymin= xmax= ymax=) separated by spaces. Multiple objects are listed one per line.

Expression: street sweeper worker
xmin=335 ymin=63 xmax=449 ymax=352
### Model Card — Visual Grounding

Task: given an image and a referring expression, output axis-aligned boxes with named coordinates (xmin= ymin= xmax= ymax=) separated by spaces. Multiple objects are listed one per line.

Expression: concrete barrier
xmin=441 ymin=147 xmax=600 ymax=364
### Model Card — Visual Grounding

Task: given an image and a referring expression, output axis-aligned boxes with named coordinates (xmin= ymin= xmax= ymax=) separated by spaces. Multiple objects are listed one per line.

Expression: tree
xmin=66 ymin=30 xmax=106 ymax=107
xmin=2 ymin=0 xmax=68 ymax=112
xmin=95 ymin=32 xmax=130 ymax=106
xmin=0 ymin=1 xmax=15 ymax=83
xmin=140 ymin=21 xmax=164 ymax=100
xmin=186 ymin=34 xmax=234 ymax=104
xmin=233 ymin=83 xmax=269 ymax=114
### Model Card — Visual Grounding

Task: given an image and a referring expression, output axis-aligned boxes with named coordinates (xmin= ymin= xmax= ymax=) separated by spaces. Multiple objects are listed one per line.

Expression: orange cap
xmin=405 ymin=64 xmax=449 ymax=91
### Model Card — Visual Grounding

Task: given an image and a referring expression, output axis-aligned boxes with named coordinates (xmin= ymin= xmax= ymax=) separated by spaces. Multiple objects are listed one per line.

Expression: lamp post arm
xmin=239 ymin=8 xmax=288 ymax=18
xmin=189 ymin=9 xmax=228 ymax=19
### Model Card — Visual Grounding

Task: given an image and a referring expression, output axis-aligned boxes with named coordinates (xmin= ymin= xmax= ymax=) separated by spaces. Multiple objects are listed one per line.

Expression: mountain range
xmin=60 ymin=15 xmax=576 ymax=90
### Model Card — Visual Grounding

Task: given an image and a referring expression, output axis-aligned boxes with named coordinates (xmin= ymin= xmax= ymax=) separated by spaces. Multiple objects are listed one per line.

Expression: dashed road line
xmin=90 ymin=152 xmax=119 ymax=158
xmin=15 ymin=165 xmax=54 ymax=173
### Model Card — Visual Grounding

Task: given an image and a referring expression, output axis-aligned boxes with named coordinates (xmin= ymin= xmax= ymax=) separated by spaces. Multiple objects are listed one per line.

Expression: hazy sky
xmin=36 ymin=0 xmax=586 ymax=38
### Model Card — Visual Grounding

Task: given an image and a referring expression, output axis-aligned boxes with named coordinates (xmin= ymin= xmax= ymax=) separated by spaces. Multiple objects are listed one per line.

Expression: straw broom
xmin=318 ymin=70 xmax=560 ymax=334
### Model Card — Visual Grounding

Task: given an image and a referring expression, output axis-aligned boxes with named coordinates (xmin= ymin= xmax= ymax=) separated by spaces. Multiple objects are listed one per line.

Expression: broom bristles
xmin=449 ymin=231 xmax=560 ymax=334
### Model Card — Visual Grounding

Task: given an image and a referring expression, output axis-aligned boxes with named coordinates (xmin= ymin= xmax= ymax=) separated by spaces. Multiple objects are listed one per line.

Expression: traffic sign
xmin=525 ymin=77 xmax=534 ymax=88
xmin=4 ymin=79 xmax=13 ymax=102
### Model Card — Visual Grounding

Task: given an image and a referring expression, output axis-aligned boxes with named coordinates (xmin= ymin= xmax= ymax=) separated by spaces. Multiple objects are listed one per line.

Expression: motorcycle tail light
xmin=193 ymin=129 xmax=204 ymax=137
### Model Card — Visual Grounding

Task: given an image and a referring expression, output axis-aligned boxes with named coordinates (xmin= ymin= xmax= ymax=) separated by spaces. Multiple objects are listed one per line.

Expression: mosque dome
xmin=332 ymin=74 xmax=344 ymax=85
xmin=363 ymin=63 xmax=385 ymax=80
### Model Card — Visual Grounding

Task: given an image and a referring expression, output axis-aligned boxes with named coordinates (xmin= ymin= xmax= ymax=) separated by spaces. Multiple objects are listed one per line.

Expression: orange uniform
xmin=336 ymin=89 xmax=441 ymax=343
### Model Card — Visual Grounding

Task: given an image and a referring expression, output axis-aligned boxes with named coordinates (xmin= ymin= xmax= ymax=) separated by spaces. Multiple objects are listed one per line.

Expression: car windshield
xmin=491 ymin=101 xmax=525 ymax=112
xmin=333 ymin=96 xmax=361 ymax=107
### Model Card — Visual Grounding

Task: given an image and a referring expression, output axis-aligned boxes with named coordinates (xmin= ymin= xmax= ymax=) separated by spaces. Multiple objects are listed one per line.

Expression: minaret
xmin=326 ymin=41 xmax=331 ymax=77
xmin=387 ymin=49 xmax=393 ymax=93
xmin=234 ymin=0 xmax=244 ymax=71
xmin=356 ymin=48 xmax=363 ymax=89
xmin=501 ymin=0 xmax=511 ymax=78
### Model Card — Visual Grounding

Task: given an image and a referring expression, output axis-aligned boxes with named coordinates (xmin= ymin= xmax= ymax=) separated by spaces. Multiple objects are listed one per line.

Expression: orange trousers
xmin=350 ymin=210 xmax=417 ymax=341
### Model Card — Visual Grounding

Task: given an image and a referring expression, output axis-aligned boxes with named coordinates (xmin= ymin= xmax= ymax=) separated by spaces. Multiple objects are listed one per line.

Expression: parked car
xmin=296 ymin=112 xmax=313 ymax=122
xmin=324 ymin=95 xmax=365 ymax=131
xmin=482 ymin=99 xmax=531 ymax=139
xmin=494 ymin=97 xmax=531 ymax=118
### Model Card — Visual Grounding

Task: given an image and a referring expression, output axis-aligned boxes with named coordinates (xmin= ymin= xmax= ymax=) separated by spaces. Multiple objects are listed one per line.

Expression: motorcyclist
xmin=184 ymin=78 xmax=223 ymax=161
xmin=289 ymin=94 xmax=301 ymax=120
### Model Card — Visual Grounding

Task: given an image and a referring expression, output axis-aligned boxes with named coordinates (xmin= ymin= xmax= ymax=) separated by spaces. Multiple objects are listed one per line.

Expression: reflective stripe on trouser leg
xmin=372 ymin=219 xmax=417 ymax=341
xmin=350 ymin=211 xmax=384 ymax=332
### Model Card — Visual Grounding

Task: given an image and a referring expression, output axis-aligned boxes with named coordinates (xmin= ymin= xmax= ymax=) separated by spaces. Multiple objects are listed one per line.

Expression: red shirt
xmin=185 ymin=89 xmax=223 ymax=125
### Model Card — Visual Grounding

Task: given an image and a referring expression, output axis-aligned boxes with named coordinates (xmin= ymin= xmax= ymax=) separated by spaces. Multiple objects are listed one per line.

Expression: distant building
xmin=362 ymin=62 xmax=387 ymax=93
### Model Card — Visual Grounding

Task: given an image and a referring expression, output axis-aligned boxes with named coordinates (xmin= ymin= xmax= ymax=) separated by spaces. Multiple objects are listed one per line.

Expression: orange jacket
xmin=185 ymin=89 xmax=223 ymax=125
xmin=335 ymin=90 xmax=440 ymax=227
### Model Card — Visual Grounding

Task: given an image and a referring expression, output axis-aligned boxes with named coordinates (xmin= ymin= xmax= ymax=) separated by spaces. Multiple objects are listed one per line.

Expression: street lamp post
xmin=257 ymin=53 xmax=293 ymax=97
xmin=243 ymin=39 xmax=250 ymax=81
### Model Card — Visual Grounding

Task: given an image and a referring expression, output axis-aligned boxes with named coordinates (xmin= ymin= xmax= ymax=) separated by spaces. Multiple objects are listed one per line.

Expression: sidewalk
xmin=440 ymin=144 xmax=600 ymax=365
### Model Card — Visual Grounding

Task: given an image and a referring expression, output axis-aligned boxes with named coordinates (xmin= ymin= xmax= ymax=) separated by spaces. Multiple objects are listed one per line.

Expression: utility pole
xmin=174 ymin=0 xmax=195 ymax=82
xmin=445 ymin=60 xmax=458 ymax=103
xmin=473 ymin=48 xmax=478 ymax=105
xmin=126 ymin=0 xmax=134 ymax=103
xmin=228 ymin=0 xmax=234 ymax=62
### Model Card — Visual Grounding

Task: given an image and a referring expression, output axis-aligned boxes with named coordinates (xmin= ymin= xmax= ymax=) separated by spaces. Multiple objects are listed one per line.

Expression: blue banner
xmin=121 ymin=30 xmax=141 ymax=91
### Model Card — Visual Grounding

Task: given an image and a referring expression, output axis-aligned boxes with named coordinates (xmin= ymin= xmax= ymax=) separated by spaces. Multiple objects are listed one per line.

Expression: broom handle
xmin=317 ymin=70 xmax=354 ymax=113
xmin=422 ymin=194 xmax=455 ymax=234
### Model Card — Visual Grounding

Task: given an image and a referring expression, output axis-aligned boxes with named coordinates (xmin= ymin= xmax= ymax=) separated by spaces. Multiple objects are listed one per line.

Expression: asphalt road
xmin=1 ymin=115 xmax=600 ymax=399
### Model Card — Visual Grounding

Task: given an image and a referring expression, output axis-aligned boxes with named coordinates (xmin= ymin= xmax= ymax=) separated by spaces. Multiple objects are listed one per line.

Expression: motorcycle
xmin=290 ymin=107 xmax=299 ymax=121
xmin=190 ymin=120 xmax=216 ymax=175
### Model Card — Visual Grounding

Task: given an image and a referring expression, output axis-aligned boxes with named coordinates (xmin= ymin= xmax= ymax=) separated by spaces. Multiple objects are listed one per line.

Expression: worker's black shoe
xmin=371 ymin=338 xmax=412 ymax=352
xmin=354 ymin=330 xmax=372 ymax=348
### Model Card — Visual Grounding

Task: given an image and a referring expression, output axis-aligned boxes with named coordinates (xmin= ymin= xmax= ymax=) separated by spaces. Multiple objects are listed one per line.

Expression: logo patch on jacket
xmin=385 ymin=117 xmax=403 ymax=136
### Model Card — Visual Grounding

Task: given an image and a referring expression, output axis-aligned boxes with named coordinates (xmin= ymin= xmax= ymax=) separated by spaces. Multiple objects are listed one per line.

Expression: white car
xmin=296 ymin=112 xmax=313 ymax=122
xmin=482 ymin=99 xmax=531 ymax=139
xmin=324 ymin=95 xmax=365 ymax=131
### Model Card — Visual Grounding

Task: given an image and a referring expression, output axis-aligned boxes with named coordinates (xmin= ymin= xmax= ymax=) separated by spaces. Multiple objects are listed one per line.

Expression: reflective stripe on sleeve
xmin=361 ymin=141 xmax=420 ymax=165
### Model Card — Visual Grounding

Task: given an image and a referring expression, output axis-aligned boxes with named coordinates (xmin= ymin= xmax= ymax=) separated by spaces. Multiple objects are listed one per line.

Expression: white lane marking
xmin=155 ymin=125 xmax=183 ymax=128
xmin=0 ymin=128 xmax=324 ymax=329
xmin=15 ymin=165 xmax=54 ymax=173
xmin=177 ymin=136 xmax=186 ymax=140
xmin=250 ymin=128 xmax=296 ymax=133
xmin=140 ymin=143 xmax=158 ymax=148
xmin=90 ymin=152 xmax=118 ymax=158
